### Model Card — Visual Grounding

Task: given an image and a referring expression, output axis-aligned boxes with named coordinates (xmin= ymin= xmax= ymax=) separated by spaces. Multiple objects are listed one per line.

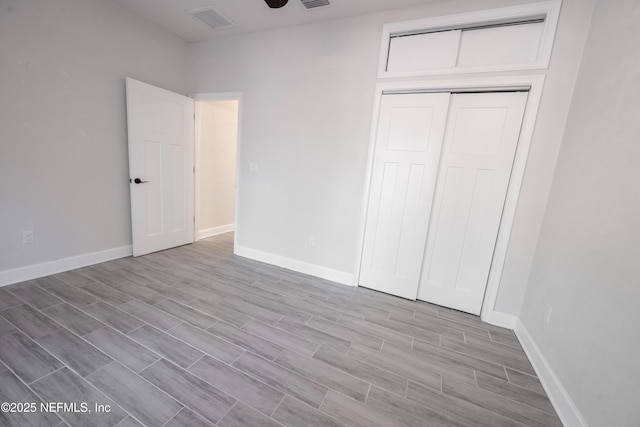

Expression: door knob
xmin=131 ymin=178 xmax=148 ymax=184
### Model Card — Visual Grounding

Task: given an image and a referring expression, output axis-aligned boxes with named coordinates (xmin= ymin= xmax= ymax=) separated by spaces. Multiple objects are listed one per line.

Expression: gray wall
xmin=521 ymin=0 xmax=640 ymax=425
xmin=0 ymin=0 xmax=188 ymax=272
xmin=190 ymin=0 xmax=593 ymax=311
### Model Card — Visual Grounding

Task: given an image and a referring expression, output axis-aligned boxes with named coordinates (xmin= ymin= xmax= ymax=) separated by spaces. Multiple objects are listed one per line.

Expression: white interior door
xmin=417 ymin=91 xmax=528 ymax=314
xmin=359 ymin=93 xmax=450 ymax=299
xmin=126 ymin=78 xmax=195 ymax=256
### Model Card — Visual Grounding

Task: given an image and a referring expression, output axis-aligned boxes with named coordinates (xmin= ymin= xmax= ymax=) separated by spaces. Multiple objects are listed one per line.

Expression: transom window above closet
xmin=378 ymin=1 xmax=562 ymax=78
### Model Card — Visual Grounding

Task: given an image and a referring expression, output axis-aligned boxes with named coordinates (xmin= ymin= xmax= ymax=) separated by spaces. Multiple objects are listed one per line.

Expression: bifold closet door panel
xmin=359 ymin=93 xmax=450 ymax=299
xmin=417 ymin=91 xmax=528 ymax=314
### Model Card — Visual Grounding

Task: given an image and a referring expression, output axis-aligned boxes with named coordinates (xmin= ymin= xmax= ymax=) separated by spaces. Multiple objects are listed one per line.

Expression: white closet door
xmin=417 ymin=91 xmax=527 ymax=314
xmin=359 ymin=93 xmax=450 ymax=299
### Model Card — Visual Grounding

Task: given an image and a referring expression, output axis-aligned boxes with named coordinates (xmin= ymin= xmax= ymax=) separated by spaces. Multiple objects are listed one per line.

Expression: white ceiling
xmin=114 ymin=0 xmax=443 ymax=43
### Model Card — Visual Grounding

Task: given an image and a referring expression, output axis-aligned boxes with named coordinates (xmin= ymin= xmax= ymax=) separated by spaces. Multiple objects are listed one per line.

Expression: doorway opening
xmin=194 ymin=94 xmax=241 ymax=247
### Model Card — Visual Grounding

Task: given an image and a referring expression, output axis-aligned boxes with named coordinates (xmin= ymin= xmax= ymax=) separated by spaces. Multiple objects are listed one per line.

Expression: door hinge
xmin=193 ymin=166 xmax=195 ymax=173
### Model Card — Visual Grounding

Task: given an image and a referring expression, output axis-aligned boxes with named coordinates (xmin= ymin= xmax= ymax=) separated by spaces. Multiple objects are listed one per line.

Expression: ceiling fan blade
xmin=265 ymin=0 xmax=289 ymax=8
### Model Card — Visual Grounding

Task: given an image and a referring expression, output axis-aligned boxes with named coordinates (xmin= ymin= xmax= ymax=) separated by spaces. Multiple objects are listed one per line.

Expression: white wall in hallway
xmin=0 ymin=0 xmax=188 ymax=273
xmin=189 ymin=0 xmax=594 ymax=312
xmin=197 ymin=100 xmax=238 ymax=238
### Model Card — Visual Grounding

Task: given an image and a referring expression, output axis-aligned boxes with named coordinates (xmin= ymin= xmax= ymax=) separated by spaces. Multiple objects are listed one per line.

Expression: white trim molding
xmin=235 ymin=245 xmax=355 ymax=287
xmin=483 ymin=310 xmax=518 ymax=330
xmin=479 ymin=76 xmax=545 ymax=322
xmin=378 ymin=0 xmax=562 ymax=78
xmin=198 ymin=224 xmax=235 ymax=240
xmin=191 ymin=91 xmax=244 ymax=101
xmin=515 ymin=319 xmax=590 ymax=427
xmin=0 ymin=245 xmax=133 ymax=287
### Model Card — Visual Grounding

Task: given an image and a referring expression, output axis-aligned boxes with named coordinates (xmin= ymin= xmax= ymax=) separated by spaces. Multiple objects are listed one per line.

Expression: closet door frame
xmin=354 ymin=75 xmax=546 ymax=327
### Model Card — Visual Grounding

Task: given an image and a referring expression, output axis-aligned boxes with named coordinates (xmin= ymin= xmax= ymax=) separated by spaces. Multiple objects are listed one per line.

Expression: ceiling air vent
xmin=300 ymin=0 xmax=330 ymax=9
xmin=189 ymin=7 xmax=236 ymax=30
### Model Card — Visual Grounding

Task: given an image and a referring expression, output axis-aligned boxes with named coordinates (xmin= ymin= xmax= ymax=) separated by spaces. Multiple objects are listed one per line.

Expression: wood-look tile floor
xmin=0 ymin=233 xmax=562 ymax=427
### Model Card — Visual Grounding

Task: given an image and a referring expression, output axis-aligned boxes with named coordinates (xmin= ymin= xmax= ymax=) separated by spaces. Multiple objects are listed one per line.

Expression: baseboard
xmin=481 ymin=310 xmax=518 ymax=329
xmin=0 ymin=245 xmax=133 ymax=287
xmin=234 ymin=245 xmax=355 ymax=286
xmin=198 ymin=224 xmax=234 ymax=240
xmin=514 ymin=319 xmax=589 ymax=427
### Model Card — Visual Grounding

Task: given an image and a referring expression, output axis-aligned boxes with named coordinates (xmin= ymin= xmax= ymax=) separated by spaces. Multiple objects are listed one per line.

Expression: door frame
xmin=192 ymin=91 xmax=243 ymax=250
xmin=354 ymin=75 xmax=545 ymax=325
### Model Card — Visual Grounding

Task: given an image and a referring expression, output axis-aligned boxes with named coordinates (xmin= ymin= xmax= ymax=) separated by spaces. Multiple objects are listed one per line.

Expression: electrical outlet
xmin=545 ymin=304 xmax=553 ymax=325
xmin=22 ymin=230 xmax=35 ymax=245
xmin=308 ymin=236 xmax=316 ymax=248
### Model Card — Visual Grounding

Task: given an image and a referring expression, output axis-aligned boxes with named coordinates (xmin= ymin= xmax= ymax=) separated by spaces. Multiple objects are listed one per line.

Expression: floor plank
xmin=78 ymin=281 xmax=133 ymax=306
xmin=242 ymin=319 xmax=319 ymax=357
xmin=44 ymin=282 xmax=98 ymax=308
xmin=319 ymin=390 xmax=406 ymax=427
xmin=37 ymin=328 xmax=112 ymax=377
xmin=42 ymin=303 xmax=104 ymax=336
xmin=272 ymin=395 xmax=343 ymax=427
xmin=164 ymin=408 xmax=214 ymax=427
xmin=127 ymin=325 xmax=203 ymax=369
xmin=82 ymin=302 xmax=144 ymax=334
xmin=118 ymin=300 xmax=181 ymax=331
xmin=0 ymin=370 xmax=62 ymax=427
xmin=31 ymin=367 xmax=127 ymax=427
xmin=188 ymin=356 xmax=284 ymax=416
xmin=152 ymin=299 xmax=218 ymax=329
xmin=0 ymin=332 xmax=63 ymax=384
xmin=140 ymin=358 xmax=236 ymax=424
xmin=0 ymin=304 xmax=61 ymax=339
xmin=86 ymin=362 xmax=182 ymax=427
xmin=0 ymin=289 xmax=23 ymax=311
xmin=207 ymin=321 xmax=283 ymax=360
xmin=166 ymin=322 xmax=243 ymax=364
xmin=406 ymin=380 xmax=526 ymax=427
xmin=84 ymin=327 xmax=160 ymax=373
xmin=5 ymin=282 xmax=63 ymax=309
xmin=313 ymin=346 xmax=408 ymax=396
xmin=274 ymin=349 xmax=369 ymax=402
xmin=442 ymin=376 xmax=563 ymax=427
xmin=232 ymin=351 xmax=328 ymax=408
